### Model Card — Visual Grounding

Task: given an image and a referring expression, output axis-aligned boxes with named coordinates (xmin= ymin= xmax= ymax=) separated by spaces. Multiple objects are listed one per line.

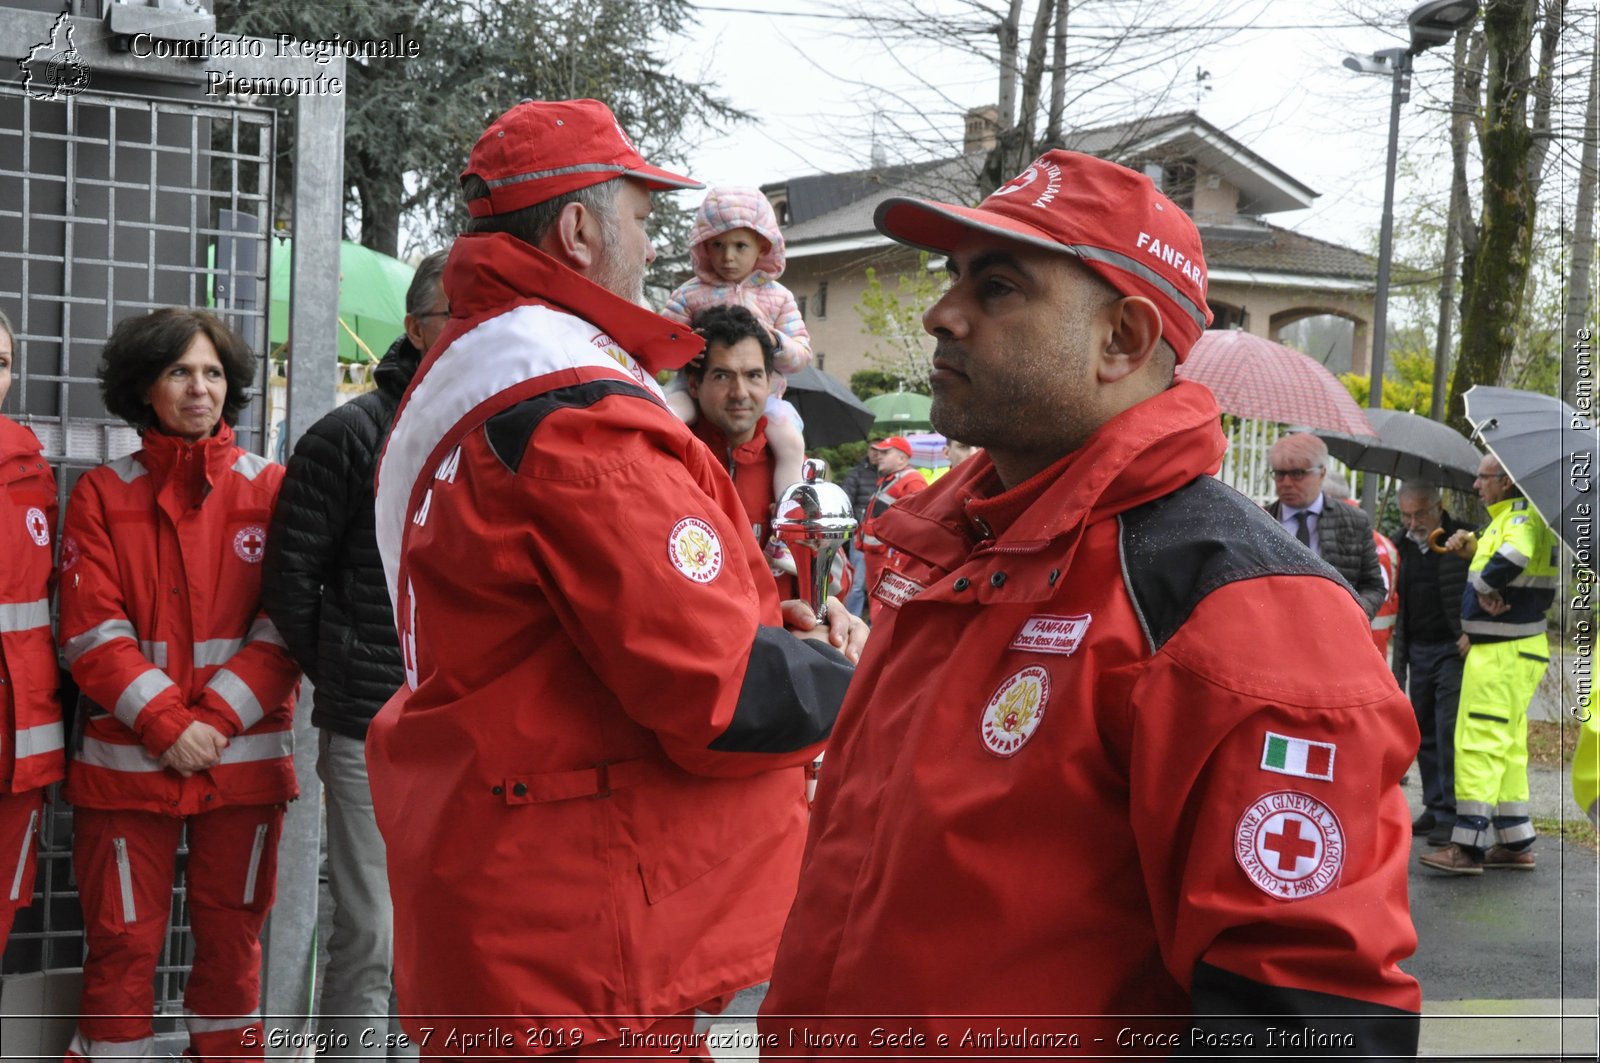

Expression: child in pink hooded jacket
xmin=662 ymin=187 xmax=810 ymax=498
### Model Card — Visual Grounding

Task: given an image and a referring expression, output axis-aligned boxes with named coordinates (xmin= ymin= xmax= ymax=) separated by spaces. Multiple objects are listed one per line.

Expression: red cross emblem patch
xmin=24 ymin=506 xmax=50 ymax=546
xmin=233 ymin=524 xmax=266 ymax=564
xmin=1235 ymin=790 xmax=1344 ymax=900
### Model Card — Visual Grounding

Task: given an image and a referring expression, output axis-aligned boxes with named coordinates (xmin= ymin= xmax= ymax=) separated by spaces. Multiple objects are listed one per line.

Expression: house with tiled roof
xmin=761 ymin=109 xmax=1380 ymax=383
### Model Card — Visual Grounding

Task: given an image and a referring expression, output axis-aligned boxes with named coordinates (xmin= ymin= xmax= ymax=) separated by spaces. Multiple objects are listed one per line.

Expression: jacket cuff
xmin=138 ymin=706 xmax=197 ymax=757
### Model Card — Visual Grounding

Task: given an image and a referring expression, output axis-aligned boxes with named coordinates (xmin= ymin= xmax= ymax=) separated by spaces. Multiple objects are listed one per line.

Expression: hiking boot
xmin=1426 ymin=821 xmax=1455 ymax=847
xmin=1420 ymin=844 xmax=1484 ymax=875
xmin=1411 ymin=811 xmax=1437 ymax=835
xmin=1484 ymin=845 xmax=1536 ymax=870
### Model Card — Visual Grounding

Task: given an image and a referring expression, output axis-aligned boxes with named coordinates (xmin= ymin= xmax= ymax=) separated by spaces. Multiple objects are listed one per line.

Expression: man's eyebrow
xmin=948 ymin=249 xmax=1033 ymax=281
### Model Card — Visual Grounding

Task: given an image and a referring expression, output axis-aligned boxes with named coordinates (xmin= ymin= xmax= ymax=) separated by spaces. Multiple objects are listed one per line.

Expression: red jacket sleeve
xmin=1124 ymin=576 xmax=1420 ymax=1018
xmin=192 ymin=612 xmax=301 ymax=738
xmin=513 ymin=403 xmax=844 ymax=776
xmin=58 ymin=472 xmax=194 ymax=756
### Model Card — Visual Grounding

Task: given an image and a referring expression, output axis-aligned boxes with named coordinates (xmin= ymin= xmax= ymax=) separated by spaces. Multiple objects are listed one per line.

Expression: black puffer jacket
xmin=838 ymin=457 xmax=879 ymax=523
xmin=262 ymin=336 xmax=421 ymax=738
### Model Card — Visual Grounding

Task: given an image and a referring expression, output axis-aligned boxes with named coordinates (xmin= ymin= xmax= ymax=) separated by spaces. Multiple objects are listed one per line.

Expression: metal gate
xmin=0 ymin=77 xmax=277 ymax=1029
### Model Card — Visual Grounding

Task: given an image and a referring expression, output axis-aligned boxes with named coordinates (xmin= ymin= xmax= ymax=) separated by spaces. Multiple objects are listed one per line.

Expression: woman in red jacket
xmin=0 ymin=308 xmax=65 ymax=949
xmin=57 ymin=309 xmax=300 ymax=1062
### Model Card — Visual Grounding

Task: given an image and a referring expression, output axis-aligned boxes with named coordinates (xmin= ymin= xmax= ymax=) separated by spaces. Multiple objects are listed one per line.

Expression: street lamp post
xmin=1344 ymin=0 xmax=1478 ymax=513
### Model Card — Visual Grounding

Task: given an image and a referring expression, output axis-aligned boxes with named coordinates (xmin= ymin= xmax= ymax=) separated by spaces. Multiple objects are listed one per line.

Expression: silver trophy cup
xmin=772 ymin=459 xmax=858 ymax=621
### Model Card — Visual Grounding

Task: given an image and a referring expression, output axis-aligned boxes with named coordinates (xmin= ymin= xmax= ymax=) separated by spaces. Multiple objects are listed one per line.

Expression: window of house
xmin=816 ymin=352 xmax=826 ymax=371
xmin=797 ymin=295 xmax=808 ymax=319
xmin=815 ymin=282 xmax=828 ymax=319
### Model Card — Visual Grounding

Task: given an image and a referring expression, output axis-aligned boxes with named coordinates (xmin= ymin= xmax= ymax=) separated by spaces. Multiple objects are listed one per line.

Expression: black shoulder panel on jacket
xmin=1118 ymin=476 xmax=1355 ymax=654
xmin=484 ymin=379 xmax=658 ymax=472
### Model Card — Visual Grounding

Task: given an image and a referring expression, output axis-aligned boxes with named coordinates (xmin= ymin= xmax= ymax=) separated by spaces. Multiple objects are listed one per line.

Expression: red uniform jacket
xmin=0 ymin=416 xmax=63 ymax=794
xmin=58 ymin=425 xmax=299 ymax=814
xmin=764 ymin=383 xmax=1420 ymax=1056
xmin=370 ymin=233 xmax=851 ymax=1050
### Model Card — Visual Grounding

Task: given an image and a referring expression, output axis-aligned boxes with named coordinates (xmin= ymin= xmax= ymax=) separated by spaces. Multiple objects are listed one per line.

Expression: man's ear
xmin=1097 ymin=296 xmax=1163 ymax=384
xmin=685 ymin=372 xmax=701 ymax=400
xmin=540 ymin=201 xmax=601 ymax=271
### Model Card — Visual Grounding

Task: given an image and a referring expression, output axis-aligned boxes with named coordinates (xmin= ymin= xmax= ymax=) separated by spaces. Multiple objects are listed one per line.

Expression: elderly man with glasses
xmin=1264 ymin=432 xmax=1386 ymax=617
xmin=1391 ymin=482 xmax=1472 ymax=847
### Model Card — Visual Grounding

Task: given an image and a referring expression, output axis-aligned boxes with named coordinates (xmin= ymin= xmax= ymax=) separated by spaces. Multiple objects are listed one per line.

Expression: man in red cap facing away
xmin=857 ymin=435 xmax=926 ymax=621
xmin=369 ymin=99 xmax=864 ymax=1057
xmin=761 ymin=150 xmax=1421 ymax=1057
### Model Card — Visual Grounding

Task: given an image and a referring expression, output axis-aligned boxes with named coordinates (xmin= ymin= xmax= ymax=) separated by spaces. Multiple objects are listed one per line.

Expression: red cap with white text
xmin=462 ymin=99 xmax=702 ymax=218
xmin=873 ymin=150 xmax=1212 ymax=359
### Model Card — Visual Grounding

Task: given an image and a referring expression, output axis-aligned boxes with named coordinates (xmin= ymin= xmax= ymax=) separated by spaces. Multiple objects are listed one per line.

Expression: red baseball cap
xmin=873 ymin=150 xmax=1212 ymax=360
xmin=462 ymin=99 xmax=702 ymax=219
xmin=870 ymin=436 xmax=913 ymax=457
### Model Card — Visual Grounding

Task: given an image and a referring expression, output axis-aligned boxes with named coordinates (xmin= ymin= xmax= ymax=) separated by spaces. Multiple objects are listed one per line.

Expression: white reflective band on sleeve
xmin=13 ymin=722 xmax=65 ymax=759
xmin=112 ymin=670 xmax=177 ymax=730
xmin=9 ymin=808 xmax=37 ymax=901
xmin=1469 ymin=569 xmax=1494 ymax=595
xmin=0 ymin=598 xmax=49 ymax=633
xmin=217 ymin=729 xmax=294 ymax=765
xmin=184 ymin=1009 xmax=263 ymax=1034
xmin=1371 ymin=614 xmax=1397 ymax=630
xmin=242 ymin=822 xmax=268 ymax=906
xmin=1496 ymin=543 xmax=1530 ymax=567
xmin=193 ymin=637 xmax=244 ymax=668
xmin=245 ymin=616 xmax=287 ymax=648
xmin=61 ymin=618 xmax=138 ymax=665
xmin=1509 ymin=572 xmax=1557 ymax=589
xmin=78 ymin=737 xmax=164 ymax=773
xmin=139 ymin=640 xmax=168 ymax=669
xmin=206 ymin=669 xmax=265 ymax=730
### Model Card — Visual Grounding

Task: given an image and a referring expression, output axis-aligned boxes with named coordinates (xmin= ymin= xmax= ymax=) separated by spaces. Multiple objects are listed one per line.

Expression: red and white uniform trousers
xmin=65 ymin=803 xmax=284 ymax=1062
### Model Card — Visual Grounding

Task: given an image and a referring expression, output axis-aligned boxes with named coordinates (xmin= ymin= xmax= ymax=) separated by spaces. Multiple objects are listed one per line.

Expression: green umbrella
xmin=864 ymin=390 xmax=933 ymax=431
xmin=268 ymin=238 xmax=415 ymax=363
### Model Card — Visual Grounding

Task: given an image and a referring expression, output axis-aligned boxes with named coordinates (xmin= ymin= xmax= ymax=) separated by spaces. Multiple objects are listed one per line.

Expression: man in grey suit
xmin=1265 ymin=432 xmax=1386 ymax=617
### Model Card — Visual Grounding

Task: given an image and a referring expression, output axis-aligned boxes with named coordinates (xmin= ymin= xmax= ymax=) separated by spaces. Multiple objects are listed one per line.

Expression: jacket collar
xmin=375 ymin=334 xmax=423 ymax=399
xmin=691 ymin=416 xmax=770 ymax=466
xmin=0 ymin=414 xmax=43 ymax=466
xmin=877 ymin=381 xmax=1225 ymax=568
xmin=136 ymin=421 xmax=238 ymax=513
xmin=433 ymin=232 xmax=704 ymax=378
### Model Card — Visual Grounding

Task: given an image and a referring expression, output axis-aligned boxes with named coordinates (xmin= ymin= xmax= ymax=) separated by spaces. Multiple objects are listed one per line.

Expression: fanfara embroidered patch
xmin=1235 ymin=790 xmax=1345 ymax=900
xmin=668 ymin=517 xmax=723 ymax=584
xmin=1260 ymin=732 xmax=1336 ymax=782
xmin=1009 ymin=613 xmax=1091 ymax=656
xmin=24 ymin=506 xmax=50 ymax=546
xmin=873 ymin=570 xmax=926 ymax=611
xmin=232 ymin=525 xmax=266 ymax=564
xmin=979 ymin=664 xmax=1050 ymax=757
xmin=59 ymin=534 xmax=80 ymax=571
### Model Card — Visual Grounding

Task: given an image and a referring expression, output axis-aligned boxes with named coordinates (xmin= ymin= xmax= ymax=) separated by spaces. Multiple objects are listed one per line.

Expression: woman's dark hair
xmin=98 ymin=308 xmax=257 ymax=432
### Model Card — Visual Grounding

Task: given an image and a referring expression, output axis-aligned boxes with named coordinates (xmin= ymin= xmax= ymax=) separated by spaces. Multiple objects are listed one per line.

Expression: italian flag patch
xmin=1260 ymin=732 xmax=1335 ymax=782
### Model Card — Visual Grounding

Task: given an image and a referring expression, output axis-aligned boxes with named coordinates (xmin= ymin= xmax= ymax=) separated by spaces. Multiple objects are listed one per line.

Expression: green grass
xmin=1533 ymin=814 xmax=1599 ymax=854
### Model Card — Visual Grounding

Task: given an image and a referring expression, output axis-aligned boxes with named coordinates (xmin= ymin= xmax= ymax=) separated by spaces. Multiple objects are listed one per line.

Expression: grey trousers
xmin=316 ymin=729 xmax=417 ymax=1059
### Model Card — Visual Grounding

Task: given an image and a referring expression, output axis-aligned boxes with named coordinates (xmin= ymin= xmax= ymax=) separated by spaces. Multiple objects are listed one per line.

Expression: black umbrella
xmin=1313 ymin=408 xmax=1482 ymax=492
xmin=785 ymin=365 xmax=876 ymax=449
xmin=1463 ymin=385 xmax=1597 ymax=556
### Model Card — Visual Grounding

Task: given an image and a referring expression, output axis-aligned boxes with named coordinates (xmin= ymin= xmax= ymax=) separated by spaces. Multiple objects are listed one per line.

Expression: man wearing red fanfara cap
xmin=761 ymin=149 xmax=1422 ymax=1058
xmin=368 ymin=99 xmax=864 ymax=1057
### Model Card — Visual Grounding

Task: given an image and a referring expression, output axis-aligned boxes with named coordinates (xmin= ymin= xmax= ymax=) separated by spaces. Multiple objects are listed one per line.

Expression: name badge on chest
xmin=1008 ymin=613 xmax=1092 ymax=656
